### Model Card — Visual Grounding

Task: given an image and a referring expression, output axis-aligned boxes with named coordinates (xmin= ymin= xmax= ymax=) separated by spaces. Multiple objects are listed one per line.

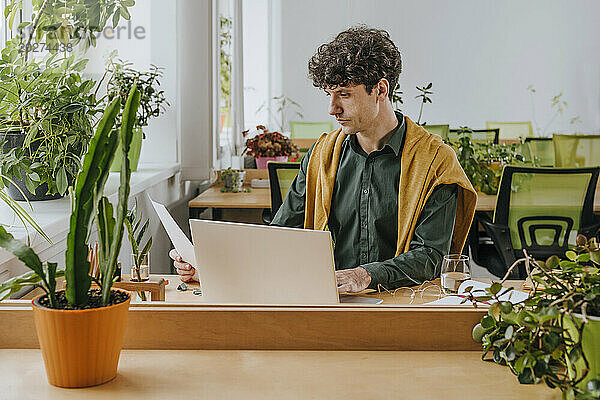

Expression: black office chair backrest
xmin=267 ymin=162 xmax=301 ymax=217
xmin=448 ymin=128 xmax=499 ymax=144
xmin=494 ymin=166 xmax=599 ymax=258
xmin=524 ymin=137 xmax=554 ymax=166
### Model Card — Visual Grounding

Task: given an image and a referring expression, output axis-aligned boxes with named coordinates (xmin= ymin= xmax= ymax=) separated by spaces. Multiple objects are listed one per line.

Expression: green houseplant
xmin=243 ymin=125 xmax=299 ymax=169
xmin=219 ymin=14 xmax=232 ymax=133
xmin=0 ymin=85 xmax=141 ymax=387
xmin=0 ymin=0 xmax=136 ymax=200
xmin=103 ymin=55 xmax=169 ymax=172
xmin=0 ymin=173 xmax=51 ymax=243
xmin=218 ymin=167 xmax=251 ymax=193
xmin=469 ymin=235 xmax=600 ymax=399
xmin=446 ymin=127 xmax=529 ymax=195
xmin=0 ymin=47 xmax=100 ymax=200
xmin=391 ymin=81 xmax=433 ymax=126
xmin=125 ymin=202 xmax=152 ymax=300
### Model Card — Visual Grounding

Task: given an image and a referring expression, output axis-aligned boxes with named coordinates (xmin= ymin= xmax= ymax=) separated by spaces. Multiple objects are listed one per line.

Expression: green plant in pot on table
xmin=0 ymin=86 xmax=141 ymax=388
xmin=125 ymin=201 xmax=152 ymax=300
xmin=103 ymin=54 xmax=169 ymax=172
xmin=243 ymin=125 xmax=299 ymax=169
xmin=469 ymin=235 xmax=600 ymax=399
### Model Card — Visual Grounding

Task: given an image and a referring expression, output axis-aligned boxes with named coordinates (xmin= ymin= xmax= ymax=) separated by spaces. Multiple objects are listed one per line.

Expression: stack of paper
xmin=424 ymin=280 xmax=529 ymax=306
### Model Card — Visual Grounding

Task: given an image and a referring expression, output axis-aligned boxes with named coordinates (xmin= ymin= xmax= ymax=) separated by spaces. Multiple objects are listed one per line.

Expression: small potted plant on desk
xmin=0 ymin=86 xmax=141 ymax=387
xmin=243 ymin=125 xmax=299 ymax=169
xmin=469 ymin=235 xmax=600 ymax=399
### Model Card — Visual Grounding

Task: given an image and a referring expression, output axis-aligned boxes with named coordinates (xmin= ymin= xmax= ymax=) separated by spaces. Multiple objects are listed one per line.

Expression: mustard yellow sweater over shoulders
xmin=304 ymin=116 xmax=477 ymax=255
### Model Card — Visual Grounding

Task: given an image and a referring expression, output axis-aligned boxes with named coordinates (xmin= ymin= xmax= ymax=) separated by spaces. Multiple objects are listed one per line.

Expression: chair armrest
xmin=479 ymin=217 xmax=519 ymax=277
xmin=261 ymin=208 xmax=272 ymax=225
xmin=579 ymin=221 xmax=600 ymax=241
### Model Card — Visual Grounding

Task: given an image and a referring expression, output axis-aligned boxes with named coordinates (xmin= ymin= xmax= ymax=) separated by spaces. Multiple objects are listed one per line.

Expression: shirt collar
xmin=343 ymin=111 xmax=405 ymax=157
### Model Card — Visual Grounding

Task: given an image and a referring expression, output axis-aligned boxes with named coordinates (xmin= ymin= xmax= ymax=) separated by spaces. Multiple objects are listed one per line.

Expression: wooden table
xmin=0 ymin=349 xmax=558 ymax=399
xmin=188 ymin=185 xmax=270 ymax=220
xmin=189 ymin=186 xmax=600 ymax=221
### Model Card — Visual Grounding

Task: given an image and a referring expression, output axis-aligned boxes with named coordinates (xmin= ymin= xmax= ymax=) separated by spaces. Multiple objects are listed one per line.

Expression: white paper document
xmin=424 ymin=279 xmax=529 ymax=306
xmin=149 ymin=197 xmax=197 ymax=267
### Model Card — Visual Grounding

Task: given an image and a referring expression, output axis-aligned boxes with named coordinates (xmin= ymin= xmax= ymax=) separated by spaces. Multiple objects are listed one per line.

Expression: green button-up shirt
xmin=271 ymin=112 xmax=458 ymax=289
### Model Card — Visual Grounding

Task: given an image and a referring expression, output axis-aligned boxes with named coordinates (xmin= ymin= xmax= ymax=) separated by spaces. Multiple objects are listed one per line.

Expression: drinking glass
xmin=130 ymin=253 xmax=150 ymax=282
xmin=440 ymin=254 xmax=471 ymax=295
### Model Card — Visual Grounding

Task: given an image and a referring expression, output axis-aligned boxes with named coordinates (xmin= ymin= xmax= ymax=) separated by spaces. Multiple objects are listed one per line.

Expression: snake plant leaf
xmin=97 ymin=196 xmax=115 ymax=268
xmin=140 ymin=237 xmax=152 ymax=259
xmin=64 ymin=97 xmax=120 ymax=307
xmin=0 ymin=269 xmax=65 ymax=301
xmin=135 ymin=219 xmax=149 ymax=246
xmin=103 ymin=85 xmax=140 ymax=304
xmin=46 ymin=261 xmax=57 ymax=299
xmin=0 ymin=226 xmax=45 ymax=283
xmin=124 ymin=217 xmax=139 ymax=256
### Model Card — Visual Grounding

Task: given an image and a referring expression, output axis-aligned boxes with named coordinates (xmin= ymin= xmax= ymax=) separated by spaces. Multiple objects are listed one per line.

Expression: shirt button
xmin=363 ymin=189 xmax=369 ymax=194
xmin=361 ymin=252 xmax=367 ymax=259
xmin=362 ymin=221 xmax=367 ymax=227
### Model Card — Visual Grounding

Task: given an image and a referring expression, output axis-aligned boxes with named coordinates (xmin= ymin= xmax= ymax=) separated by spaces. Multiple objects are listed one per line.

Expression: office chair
xmin=471 ymin=166 xmax=600 ymax=279
xmin=448 ymin=128 xmax=499 ymax=144
xmin=486 ymin=122 xmax=534 ymax=141
xmin=553 ymin=134 xmax=600 ymax=168
xmin=524 ymin=137 xmax=554 ymax=167
xmin=423 ymin=124 xmax=450 ymax=139
xmin=289 ymin=121 xmax=335 ymax=139
xmin=262 ymin=161 xmax=301 ymax=224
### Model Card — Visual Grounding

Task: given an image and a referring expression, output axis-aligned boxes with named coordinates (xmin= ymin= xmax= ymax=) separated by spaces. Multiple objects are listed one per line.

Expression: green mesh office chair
xmin=472 ymin=166 xmax=600 ymax=278
xmin=423 ymin=124 xmax=450 ymax=139
xmin=289 ymin=121 xmax=334 ymax=163
xmin=486 ymin=122 xmax=533 ymax=141
xmin=524 ymin=137 xmax=554 ymax=166
xmin=289 ymin=121 xmax=335 ymax=139
xmin=261 ymin=161 xmax=301 ymax=224
xmin=553 ymin=134 xmax=600 ymax=168
xmin=447 ymin=128 xmax=499 ymax=144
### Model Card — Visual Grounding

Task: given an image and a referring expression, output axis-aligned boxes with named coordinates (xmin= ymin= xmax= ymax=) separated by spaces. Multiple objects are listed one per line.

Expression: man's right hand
xmin=168 ymin=249 xmax=199 ymax=283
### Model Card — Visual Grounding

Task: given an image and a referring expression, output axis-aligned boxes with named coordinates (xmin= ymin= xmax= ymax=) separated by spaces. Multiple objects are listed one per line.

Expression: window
xmin=215 ymin=0 xmax=244 ymax=169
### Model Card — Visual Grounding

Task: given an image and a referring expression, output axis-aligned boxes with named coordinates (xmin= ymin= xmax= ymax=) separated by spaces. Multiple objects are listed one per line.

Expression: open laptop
xmin=189 ymin=219 xmax=340 ymax=305
xmin=150 ymin=197 xmax=381 ymax=305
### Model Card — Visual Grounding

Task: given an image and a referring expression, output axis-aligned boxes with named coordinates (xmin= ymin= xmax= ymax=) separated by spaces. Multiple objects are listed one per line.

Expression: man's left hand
xmin=336 ymin=267 xmax=371 ymax=293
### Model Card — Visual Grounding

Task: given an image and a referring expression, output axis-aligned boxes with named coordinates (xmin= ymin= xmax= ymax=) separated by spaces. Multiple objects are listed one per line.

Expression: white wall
xmin=279 ymin=0 xmax=600 ymax=135
xmin=83 ymin=0 xmax=179 ymax=165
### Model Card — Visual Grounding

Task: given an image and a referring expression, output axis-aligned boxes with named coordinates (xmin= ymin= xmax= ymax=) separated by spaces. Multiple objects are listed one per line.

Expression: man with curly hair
xmin=269 ymin=26 xmax=478 ymax=293
xmin=171 ymin=26 xmax=477 ymax=293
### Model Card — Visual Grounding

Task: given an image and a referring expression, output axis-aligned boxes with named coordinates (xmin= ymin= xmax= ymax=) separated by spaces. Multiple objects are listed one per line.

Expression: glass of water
xmin=440 ymin=254 xmax=471 ymax=295
xmin=130 ymin=253 xmax=150 ymax=282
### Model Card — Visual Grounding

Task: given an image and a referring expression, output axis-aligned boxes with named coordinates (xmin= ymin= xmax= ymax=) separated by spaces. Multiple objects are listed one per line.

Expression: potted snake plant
xmin=0 ymin=85 xmax=141 ymax=388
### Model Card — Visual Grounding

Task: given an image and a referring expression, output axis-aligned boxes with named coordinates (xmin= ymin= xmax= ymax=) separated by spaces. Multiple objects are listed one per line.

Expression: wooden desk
xmin=3 ymin=275 xmax=495 ymax=351
xmin=165 ymin=275 xmax=449 ymax=305
xmin=0 ymin=349 xmax=558 ymax=399
xmin=189 ymin=186 xmax=600 ymax=220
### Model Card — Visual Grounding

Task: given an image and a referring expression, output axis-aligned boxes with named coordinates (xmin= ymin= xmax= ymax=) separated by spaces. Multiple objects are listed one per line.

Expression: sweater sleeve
xmin=361 ymin=184 xmax=458 ymax=289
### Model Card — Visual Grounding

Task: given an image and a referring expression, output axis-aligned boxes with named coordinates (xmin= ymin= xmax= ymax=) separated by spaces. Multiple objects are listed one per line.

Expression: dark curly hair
xmin=308 ymin=26 xmax=402 ymax=101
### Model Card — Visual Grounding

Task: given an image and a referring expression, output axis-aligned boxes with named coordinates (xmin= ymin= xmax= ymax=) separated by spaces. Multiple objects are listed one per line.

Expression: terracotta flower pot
xmin=255 ymin=156 xmax=288 ymax=169
xmin=31 ymin=290 xmax=131 ymax=388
